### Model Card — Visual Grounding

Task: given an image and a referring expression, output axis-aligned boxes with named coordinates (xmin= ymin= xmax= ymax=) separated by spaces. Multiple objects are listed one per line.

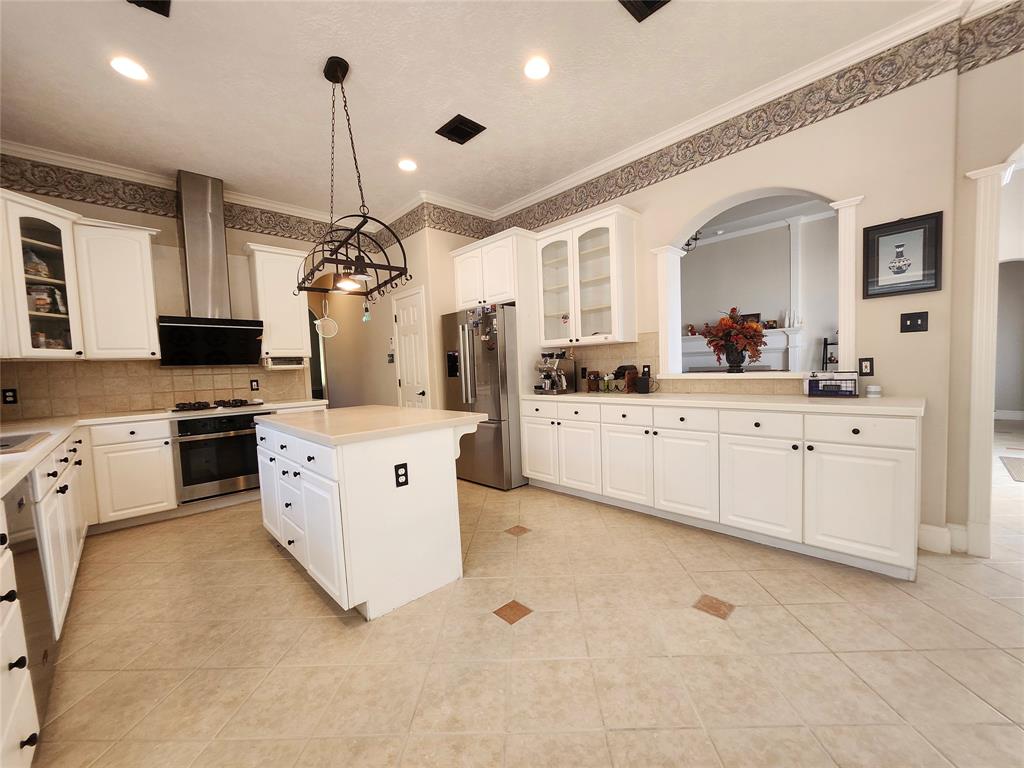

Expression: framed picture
xmin=739 ymin=312 xmax=761 ymax=324
xmin=864 ymin=211 xmax=942 ymax=298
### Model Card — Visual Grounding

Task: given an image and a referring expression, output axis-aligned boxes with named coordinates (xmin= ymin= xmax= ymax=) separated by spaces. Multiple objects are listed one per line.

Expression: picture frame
xmin=863 ymin=211 xmax=942 ymax=298
xmin=739 ymin=312 xmax=761 ymax=324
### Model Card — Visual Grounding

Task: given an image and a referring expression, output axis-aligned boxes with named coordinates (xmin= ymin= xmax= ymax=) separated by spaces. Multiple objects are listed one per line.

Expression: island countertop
xmin=254 ymin=405 xmax=488 ymax=446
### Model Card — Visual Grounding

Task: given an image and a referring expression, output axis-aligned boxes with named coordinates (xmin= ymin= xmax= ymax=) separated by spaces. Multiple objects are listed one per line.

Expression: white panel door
xmin=256 ymin=448 xmax=281 ymax=542
xmin=521 ymin=417 xmax=558 ymax=482
xmin=74 ymin=225 xmax=159 ymax=359
xmin=92 ymin=439 xmax=177 ymax=523
xmin=453 ymin=249 xmax=483 ymax=309
xmin=653 ymin=428 xmax=719 ymax=521
xmin=251 ymin=249 xmax=311 ymax=358
xmin=481 ymin=239 xmax=515 ymax=304
xmin=804 ymin=441 xmax=917 ymax=567
xmin=720 ymin=434 xmax=802 ymax=542
xmin=35 ymin=487 xmax=70 ymax=636
xmin=300 ymin=471 xmax=350 ymax=607
xmin=557 ymin=420 xmax=602 ymax=493
xmin=393 ymin=289 xmax=430 ymax=408
xmin=601 ymin=424 xmax=653 ymax=505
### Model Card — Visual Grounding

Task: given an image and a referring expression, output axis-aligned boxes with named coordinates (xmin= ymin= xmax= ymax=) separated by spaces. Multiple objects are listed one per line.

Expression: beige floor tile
xmin=357 ymin=612 xmax=443 ymax=663
xmin=786 ymin=603 xmax=908 ymax=652
xmin=315 ymin=663 xmax=428 ymax=735
xmin=126 ymin=622 xmax=242 ymax=670
xmin=633 ymin=572 xmax=705 ymax=610
xmin=898 ymin=569 xmax=985 ymax=601
xmin=201 ymin=619 xmax=311 ymax=668
xmin=924 ymin=564 xmax=1024 ymax=598
xmin=813 ymin=725 xmax=951 ymax=767
xmin=434 ymin=611 xmax=512 ymax=661
xmin=581 ymin=609 xmax=667 ymax=657
xmin=923 ymin=598 xmax=1024 ymax=648
xmin=675 ymin=655 xmax=800 ymax=728
xmin=838 ymin=651 xmax=1008 ymax=724
xmin=512 ymin=610 xmax=588 ymax=659
xmin=574 ymin=573 xmax=648 ymax=612
xmin=410 ymin=661 xmax=507 ymax=733
xmin=656 ymin=607 xmax=751 ymax=655
xmin=922 ymin=649 xmax=1024 ymax=722
xmin=917 ymin=723 xmax=1024 ymax=768
xmin=44 ymin=670 xmax=189 ymax=741
xmin=31 ymin=740 xmax=111 ymax=768
xmin=710 ymin=727 xmax=836 ymax=768
xmin=448 ymin=577 xmax=515 ymax=612
xmin=191 ymin=739 xmax=306 ymax=768
xmin=399 ymin=734 xmax=504 ymax=768
xmin=762 ymin=653 xmax=900 ymax=725
xmin=91 ymin=740 xmax=207 ymax=767
xmin=44 ymin=669 xmax=117 ymax=724
xmin=218 ymin=666 xmax=348 ymax=739
xmin=691 ymin=572 xmax=777 ymax=606
xmin=592 ymin=656 xmax=700 ymax=729
xmin=725 ymin=606 xmax=826 ymax=654
xmin=463 ymin=551 xmax=514 ymax=577
xmin=994 ymin=597 xmax=1024 ymax=614
xmin=605 ymin=729 xmax=722 ymax=768
xmin=513 ymin=576 xmax=578 ymax=611
xmin=514 ymin=548 xmax=573 ymax=576
xmin=127 ymin=667 xmax=268 ymax=740
xmin=279 ymin=616 xmax=371 ymax=666
xmin=811 ymin=568 xmax=917 ymax=603
xmin=507 ymin=659 xmax=603 ymax=732
xmin=748 ymin=570 xmax=844 ymax=604
xmin=505 ymin=732 xmax=612 ymax=768
xmin=855 ymin=600 xmax=992 ymax=650
xmin=295 ymin=737 xmax=403 ymax=768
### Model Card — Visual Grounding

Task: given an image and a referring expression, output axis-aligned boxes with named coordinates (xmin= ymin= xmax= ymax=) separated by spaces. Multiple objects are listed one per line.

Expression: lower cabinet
xmin=256 ymin=449 xmax=281 ymax=540
xmin=804 ymin=441 xmax=916 ymax=567
xmin=719 ymin=433 xmax=803 ymax=542
xmin=92 ymin=438 xmax=176 ymax=522
xmin=653 ymin=428 xmax=719 ymax=521
xmin=34 ymin=488 xmax=70 ymax=635
xmin=601 ymin=424 xmax=653 ymax=506
xmin=0 ymin=673 xmax=39 ymax=768
xmin=556 ymin=420 xmax=602 ymax=493
xmin=521 ymin=417 xmax=558 ymax=483
xmin=301 ymin=471 xmax=349 ymax=606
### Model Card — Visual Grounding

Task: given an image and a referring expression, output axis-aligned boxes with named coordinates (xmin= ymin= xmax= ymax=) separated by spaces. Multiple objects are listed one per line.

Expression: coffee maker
xmin=533 ymin=352 xmax=576 ymax=395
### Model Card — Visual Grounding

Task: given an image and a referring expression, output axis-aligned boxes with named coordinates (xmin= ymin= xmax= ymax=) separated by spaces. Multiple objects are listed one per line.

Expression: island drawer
xmin=92 ymin=420 xmax=170 ymax=447
xmin=719 ymin=410 xmax=802 ymax=439
xmin=31 ymin=456 xmax=61 ymax=501
xmin=804 ymin=414 xmax=916 ymax=449
xmin=279 ymin=516 xmax=307 ymax=569
xmin=601 ymin=404 xmax=654 ymax=425
xmin=284 ymin=437 xmax=338 ymax=480
xmin=653 ymin=407 xmax=718 ymax=432
xmin=0 ymin=550 xmax=15 ymax=626
xmin=523 ymin=400 xmax=558 ymax=419
xmin=275 ymin=456 xmax=303 ymax=492
xmin=557 ymin=402 xmax=600 ymax=422
xmin=279 ymin=483 xmax=303 ymax=527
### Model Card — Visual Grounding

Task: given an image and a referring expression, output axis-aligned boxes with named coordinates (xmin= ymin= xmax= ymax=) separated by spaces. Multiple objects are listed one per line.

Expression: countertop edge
xmin=254 ymin=411 xmax=488 ymax=446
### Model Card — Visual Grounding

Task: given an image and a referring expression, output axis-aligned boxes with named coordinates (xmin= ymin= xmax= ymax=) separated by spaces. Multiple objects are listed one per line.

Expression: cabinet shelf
xmin=544 ymin=311 xmax=570 ymax=318
xmin=579 ymin=274 xmax=610 ymax=285
xmin=22 ymin=236 xmax=63 ymax=253
xmin=28 ymin=310 xmax=70 ymax=319
xmin=543 ymin=283 xmax=568 ymax=291
xmin=578 ymin=245 xmax=610 ymax=258
xmin=580 ymin=304 xmax=611 ymax=312
xmin=25 ymin=275 xmax=66 ymax=286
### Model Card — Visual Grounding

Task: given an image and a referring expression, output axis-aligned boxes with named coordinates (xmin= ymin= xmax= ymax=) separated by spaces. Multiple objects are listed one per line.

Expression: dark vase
xmin=724 ymin=343 xmax=746 ymax=373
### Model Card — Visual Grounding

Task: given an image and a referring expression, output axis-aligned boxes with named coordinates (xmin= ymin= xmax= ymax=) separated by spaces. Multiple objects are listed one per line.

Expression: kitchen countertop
xmin=521 ymin=391 xmax=926 ymax=417
xmin=255 ymin=405 xmax=488 ymax=446
xmin=0 ymin=399 xmax=328 ymax=498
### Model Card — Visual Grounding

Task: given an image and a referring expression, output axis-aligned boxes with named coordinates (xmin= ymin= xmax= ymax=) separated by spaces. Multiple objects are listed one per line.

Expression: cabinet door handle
xmin=621 ymin=414 xmax=627 ymax=419
xmin=753 ymin=422 xmax=761 ymax=428
xmin=75 ymin=350 xmax=83 ymax=356
xmin=573 ymin=410 xmax=579 ymax=415
xmin=556 ymin=421 xmax=561 ymax=426
xmin=8 ymin=655 xmax=27 ymax=671
xmin=74 ymin=439 xmax=83 ymax=445
xmin=280 ymin=444 xmax=287 ymax=450
xmin=851 ymin=428 xmax=860 ymax=435
xmin=792 ymin=444 xmax=799 ymax=450
xmin=47 ymin=471 xmax=58 ymax=478
xmin=292 ymin=471 xmax=300 ymax=477
xmin=19 ymin=733 xmax=38 ymax=750
xmin=284 ymin=502 xmax=292 ymax=509
xmin=534 ymin=407 xmax=539 ymax=412
xmin=287 ymin=539 xmax=295 ymax=546
xmin=0 ymin=589 xmax=16 ymax=603
xmin=269 ymin=457 xmax=276 ymax=463
xmin=678 ymin=416 xmax=686 ymax=422
xmin=0 ymin=533 xmax=7 ymax=546
xmin=281 ymin=470 xmax=288 ymax=476
xmin=550 ymin=420 xmax=555 ymax=425
xmin=150 ymin=351 xmax=157 ymax=356
xmin=652 ymin=431 xmax=658 ymax=436
xmin=306 ymin=456 xmax=315 ymax=462
xmin=806 ymin=445 xmax=815 ymax=451
xmin=59 ymin=457 xmax=69 ymax=464
xmin=68 ymin=447 xmax=77 ymax=453
xmin=259 ymin=436 xmax=266 ymax=442
xmin=56 ymin=484 xmax=69 ymax=494
xmin=644 ymin=429 xmax=650 ymax=435
xmin=129 ymin=430 xmax=136 ymax=436
xmin=73 ymin=459 xmax=82 ymax=466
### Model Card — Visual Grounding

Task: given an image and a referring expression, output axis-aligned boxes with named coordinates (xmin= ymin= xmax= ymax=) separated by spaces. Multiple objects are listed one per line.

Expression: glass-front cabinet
xmin=4 ymin=198 xmax=84 ymax=358
xmin=537 ymin=208 xmax=636 ymax=348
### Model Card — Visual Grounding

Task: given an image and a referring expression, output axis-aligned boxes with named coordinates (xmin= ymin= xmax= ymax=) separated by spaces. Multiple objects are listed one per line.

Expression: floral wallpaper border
xmin=1 ymin=3 xmax=1020 ymax=242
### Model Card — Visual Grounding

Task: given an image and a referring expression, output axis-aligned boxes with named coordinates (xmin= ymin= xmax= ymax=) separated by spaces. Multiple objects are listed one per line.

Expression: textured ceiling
xmin=1 ymin=1 xmax=938 ymax=218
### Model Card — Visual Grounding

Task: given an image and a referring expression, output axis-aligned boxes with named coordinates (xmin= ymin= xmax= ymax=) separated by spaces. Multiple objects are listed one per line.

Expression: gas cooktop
xmin=169 ymin=399 xmax=264 ymax=413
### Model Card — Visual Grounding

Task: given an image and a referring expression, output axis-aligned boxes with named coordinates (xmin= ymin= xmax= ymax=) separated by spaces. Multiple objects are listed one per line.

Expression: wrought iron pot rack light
xmin=295 ymin=56 xmax=410 ymax=300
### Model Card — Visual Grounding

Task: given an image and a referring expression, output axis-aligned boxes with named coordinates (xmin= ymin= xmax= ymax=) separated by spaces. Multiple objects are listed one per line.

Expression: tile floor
xmin=33 ymin=481 xmax=1024 ymax=767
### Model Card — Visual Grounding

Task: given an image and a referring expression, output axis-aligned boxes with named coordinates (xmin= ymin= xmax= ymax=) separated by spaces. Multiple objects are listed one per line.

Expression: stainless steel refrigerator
xmin=442 ymin=304 xmax=525 ymax=490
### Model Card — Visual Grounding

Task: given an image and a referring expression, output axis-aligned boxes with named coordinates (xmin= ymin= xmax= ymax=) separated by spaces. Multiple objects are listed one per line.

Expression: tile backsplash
xmin=0 ymin=360 xmax=309 ymax=421
xmin=566 ymin=332 xmax=803 ymax=395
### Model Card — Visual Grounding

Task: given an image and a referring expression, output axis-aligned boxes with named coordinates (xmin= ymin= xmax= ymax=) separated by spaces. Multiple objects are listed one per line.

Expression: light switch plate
xmin=858 ymin=357 xmax=874 ymax=377
xmin=1 ymin=388 xmax=16 ymax=405
xmin=900 ymin=312 xmax=928 ymax=333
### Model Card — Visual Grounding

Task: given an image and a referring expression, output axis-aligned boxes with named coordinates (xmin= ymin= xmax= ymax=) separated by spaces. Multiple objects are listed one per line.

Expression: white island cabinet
xmin=255 ymin=405 xmax=485 ymax=619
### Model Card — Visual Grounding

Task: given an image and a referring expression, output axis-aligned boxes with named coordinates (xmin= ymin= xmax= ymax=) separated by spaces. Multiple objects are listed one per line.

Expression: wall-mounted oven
xmin=172 ymin=412 xmax=269 ymax=503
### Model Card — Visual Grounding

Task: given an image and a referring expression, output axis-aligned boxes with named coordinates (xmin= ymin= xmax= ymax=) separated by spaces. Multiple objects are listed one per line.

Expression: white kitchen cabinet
xmin=556 ymin=419 xmax=602 ymax=493
xmin=601 ymin=423 xmax=653 ymax=505
xmin=300 ymin=470 xmax=349 ymax=606
xmin=70 ymin=431 xmax=98 ymax=528
xmin=804 ymin=441 xmax=917 ymax=567
xmin=521 ymin=417 xmax=558 ymax=483
xmin=74 ymin=223 xmax=160 ymax=359
xmin=34 ymin=487 xmax=70 ymax=634
xmin=537 ymin=207 xmax=637 ymax=347
xmin=92 ymin=438 xmax=176 ymax=523
xmin=452 ymin=234 xmax=518 ymax=310
xmin=256 ymin=449 xmax=282 ymax=542
xmin=246 ymin=243 xmax=312 ymax=359
xmin=453 ymin=248 xmax=484 ymax=309
xmin=653 ymin=428 xmax=719 ymax=521
xmin=719 ymin=433 xmax=803 ymax=542
xmin=3 ymin=193 xmax=85 ymax=359
xmin=0 ymin=673 xmax=39 ymax=768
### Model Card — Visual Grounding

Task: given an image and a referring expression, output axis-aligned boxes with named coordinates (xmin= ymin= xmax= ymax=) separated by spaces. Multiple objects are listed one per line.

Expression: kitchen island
xmin=253 ymin=405 xmax=486 ymax=619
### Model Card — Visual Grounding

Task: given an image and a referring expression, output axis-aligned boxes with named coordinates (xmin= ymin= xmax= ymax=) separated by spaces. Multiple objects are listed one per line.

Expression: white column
xmin=829 ymin=196 xmax=864 ymax=371
xmin=654 ymin=245 xmax=685 ymax=375
xmin=965 ymin=163 xmax=1012 ymax=557
xmin=786 ymin=216 xmax=804 ymax=369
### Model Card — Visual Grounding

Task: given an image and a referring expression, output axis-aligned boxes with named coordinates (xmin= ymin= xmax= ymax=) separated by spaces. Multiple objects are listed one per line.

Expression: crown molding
xmin=961 ymin=0 xmax=1015 ymax=22
xmin=489 ymin=1 xmax=963 ymax=220
xmin=380 ymin=190 xmax=497 ymax=227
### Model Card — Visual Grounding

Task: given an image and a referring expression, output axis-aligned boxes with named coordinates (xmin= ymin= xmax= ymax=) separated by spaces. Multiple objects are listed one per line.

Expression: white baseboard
xmin=948 ymin=523 xmax=968 ymax=553
xmin=918 ymin=523 xmax=952 ymax=554
xmin=995 ymin=409 xmax=1024 ymax=420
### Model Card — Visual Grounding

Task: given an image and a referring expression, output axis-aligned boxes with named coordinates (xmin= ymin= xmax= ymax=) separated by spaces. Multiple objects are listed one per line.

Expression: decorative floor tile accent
xmin=505 ymin=525 xmax=531 ymax=537
xmin=494 ymin=600 xmax=533 ymax=625
xmin=693 ymin=594 xmax=735 ymax=620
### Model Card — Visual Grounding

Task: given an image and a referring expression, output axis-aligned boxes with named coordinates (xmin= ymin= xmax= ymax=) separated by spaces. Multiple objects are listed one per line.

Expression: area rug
xmin=999 ymin=456 xmax=1024 ymax=482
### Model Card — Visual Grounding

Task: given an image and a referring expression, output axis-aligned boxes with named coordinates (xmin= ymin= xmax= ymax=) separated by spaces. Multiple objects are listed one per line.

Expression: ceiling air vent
xmin=127 ymin=0 xmax=171 ymax=17
xmin=619 ymin=0 xmax=669 ymax=23
xmin=436 ymin=114 xmax=487 ymax=145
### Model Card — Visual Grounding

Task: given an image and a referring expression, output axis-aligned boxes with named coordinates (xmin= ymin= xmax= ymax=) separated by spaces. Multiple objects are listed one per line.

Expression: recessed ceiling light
xmin=524 ymin=56 xmax=550 ymax=80
xmin=110 ymin=56 xmax=148 ymax=81
xmin=397 ymin=158 xmax=417 ymax=172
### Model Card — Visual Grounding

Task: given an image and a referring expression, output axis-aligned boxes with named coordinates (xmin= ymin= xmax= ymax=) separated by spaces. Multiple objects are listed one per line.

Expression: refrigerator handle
xmin=458 ymin=324 xmax=475 ymax=404
xmin=463 ymin=324 xmax=477 ymax=404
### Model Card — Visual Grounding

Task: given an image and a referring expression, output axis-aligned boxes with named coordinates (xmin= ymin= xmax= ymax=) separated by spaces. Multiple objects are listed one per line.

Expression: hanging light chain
xmin=328 ymin=83 xmax=337 ymax=226
xmin=338 ymin=79 xmax=369 ymax=215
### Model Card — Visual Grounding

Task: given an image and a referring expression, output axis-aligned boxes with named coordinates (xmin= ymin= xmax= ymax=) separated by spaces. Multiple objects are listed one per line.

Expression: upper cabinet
xmin=537 ymin=207 xmax=637 ymax=347
xmin=246 ymin=243 xmax=312 ymax=359
xmin=453 ymin=248 xmax=484 ymax=309
xmin=75 ymin=223 xmax=160 ymax=359
xmin=452 ymin=230 xmax=522 ymax=310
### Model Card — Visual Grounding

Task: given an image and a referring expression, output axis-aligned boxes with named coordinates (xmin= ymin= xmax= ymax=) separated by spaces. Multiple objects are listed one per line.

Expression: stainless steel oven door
xmin=172 ymin=428 xmax=259 ymax=503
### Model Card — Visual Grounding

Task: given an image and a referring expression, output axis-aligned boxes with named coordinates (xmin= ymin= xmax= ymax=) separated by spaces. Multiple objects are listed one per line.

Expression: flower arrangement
xmin=700 ymin=307 xmax=767 ymax=371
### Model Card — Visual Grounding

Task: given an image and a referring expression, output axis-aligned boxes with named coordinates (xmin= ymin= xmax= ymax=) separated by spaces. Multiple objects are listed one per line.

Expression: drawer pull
xmin=679 ymin=416 xmax=686 ymax=422
xmin=534 ymin=407 xmax=539 ymax=412
xmin=281 ymin=470 xmax=288 ymax=476
xmin=59 ymin=457 xmax=69 ymax=464
xmin=46 ymin=471 xmax=58 ymax=478
xmin=68 ymin=447 xmax=78 ymax=453
xmin=573 ymin=410 xmax=579 ymax=415
xmin=19 ymin=733 xmax=38 ymax=750
xmin=550 ymin=420 xmax=555 ymax=425
xmin=280 ymin=444 xmax=288 ymax=450
xmin=74 ymin=459 xmax=83 ymax=466
xmin=284 ymin=502 xmax=292 ymax=509
xmin=287 ymin=539 xmax=295 ymax=546
xmin=556 ymin=421 xmax=561 ymax=426
xmin=292 ymin=471 xmax=301 ymax=478
xmin=792 ymin=444 xmax=799 ymax=450
xmin=806 ymin=445 xmax=815 ymax=451
xmin=0 ymin=589 xmax=16 ymax=603
xmin=56 ymin=484 xmax=69 ymax=495
xmin=129 ymin=430 xmax=136 ymax=436
xmin=8 ymin=655 xmax=27 ymax=670
xmin=621 ymin=413 xmax=627 ymax=419
xmin=851 ymin=428 xmax=861 ymax=435
xmin=0 ymin=533 xmax=6 ymax=546
xmin=74 ymin=439 xmax=83 ymax=445
xmin=306 ymin=455 xmax=315 ymax=462
xmin=644 ymin=429 xmax=650 ymax=435
xmin=753 ymin=422 xmax=761 ymax=428
xmin=269 ymin=457 xmax=276 ymax=463
xmin=259 ymin=436 xmax=266 ymax=442
xmin=652 ymin=431 xmax=659 ymax=436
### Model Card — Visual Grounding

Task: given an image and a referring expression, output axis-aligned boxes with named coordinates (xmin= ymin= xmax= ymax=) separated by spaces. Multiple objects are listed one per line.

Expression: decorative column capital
xmin=830 ymin=195 xmax=865 ymax=211
xmin=966 ymin=162 xmax=1013 ymax=182
xmin=651 ymin=245 xmax=686 ymax=259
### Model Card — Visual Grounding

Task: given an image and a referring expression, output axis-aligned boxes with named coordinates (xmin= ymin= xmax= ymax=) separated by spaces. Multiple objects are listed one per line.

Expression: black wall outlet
xmin=900 ymin=312 xmax=928 ymax=333
xmin=1 ymin=388 xmax=17 ymax=405
xmin=858 ymin=358 xmax=875 ymax=377
xmin=394 ymin=463 xmax=409 ymax=488
xmin=250 ymin=379 xmax=260 ymax=391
